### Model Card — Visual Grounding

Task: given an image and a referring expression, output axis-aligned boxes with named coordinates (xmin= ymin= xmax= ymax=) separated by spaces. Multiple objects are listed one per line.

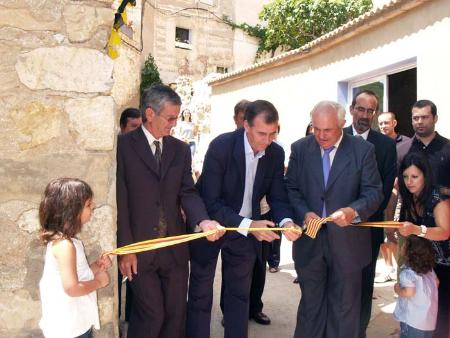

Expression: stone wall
xmin=0 ymin=1 xmax=140 ymax=337
xmin=142 ymin=0 xmax=236 ymax=83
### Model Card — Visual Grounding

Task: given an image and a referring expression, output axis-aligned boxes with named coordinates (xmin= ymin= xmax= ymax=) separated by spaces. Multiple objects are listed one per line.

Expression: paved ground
xmin=210 ymin=239 xmax=399 ymax=338
xmin=121 ymin=238 xmax=400 ymax=338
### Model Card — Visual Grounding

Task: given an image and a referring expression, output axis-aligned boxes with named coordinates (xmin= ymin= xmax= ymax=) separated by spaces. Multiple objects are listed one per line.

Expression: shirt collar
xmin=244 ymin=132 xmax=265 ymax=159
xmin=328 ymin=131 xmax=343 ymax=150
xmin=413 ymin=132 xmax=445 ymax=149
xmin=142 ymin=125 xmax=163 ymax=147
xmin=352 ymin=125 xmax=370 ymax=140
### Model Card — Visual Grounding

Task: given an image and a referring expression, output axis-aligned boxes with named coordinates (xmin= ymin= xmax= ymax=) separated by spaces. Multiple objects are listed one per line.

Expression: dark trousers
xmin=294 ymin=228 xmax=363 ymax=338
xmin=220 ymin=241 xmax=269 ymax=316
xmin=118 ymin=270 xmax=133 ymax=321
xmin=268 ymin=237 xmax=281 ymax=268
xmin=359 ymin=228 xmax=383 ymax=338
xmin=187 ymin=232 xmax=256 ymax=338
xmin=127 ymin=248 xmax=188 ymax=338
xmin=433 ymin=264 xmax=450 ymax=338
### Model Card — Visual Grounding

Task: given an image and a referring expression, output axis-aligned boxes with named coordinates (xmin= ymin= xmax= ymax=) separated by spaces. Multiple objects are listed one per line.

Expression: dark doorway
xmin=388 ymin=68 xmax=417 ymax=137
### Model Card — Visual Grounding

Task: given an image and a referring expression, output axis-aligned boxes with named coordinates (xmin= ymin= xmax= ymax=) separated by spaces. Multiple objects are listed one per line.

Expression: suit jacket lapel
xmin=367 ymin=129 xmax=376 ymax=144
xmin=253 ymin=151 xmax=266 ymax=205
xmin=132 ymin=128 xmax=159 ymax=176
xmin=308 ymin=139 xmax=325 ymax=190
xmin=326 ymin=134 xmax=351 ymax=190
xmin=344 ymin=125 xmax=354 ymax=136
xmin=233 ymin=130 xmax=246 ymax=186
xmin=161 ymin=136 xmax=176 ymax=180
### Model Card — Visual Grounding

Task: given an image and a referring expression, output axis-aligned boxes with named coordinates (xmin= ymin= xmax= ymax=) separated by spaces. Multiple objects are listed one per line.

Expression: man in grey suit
xmin=286 ymin=101 xmax=383 ymax=338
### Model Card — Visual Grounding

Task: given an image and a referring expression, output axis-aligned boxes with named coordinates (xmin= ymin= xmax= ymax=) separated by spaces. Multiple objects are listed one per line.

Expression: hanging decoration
xmin=107 ymin=0 xmax=136 ymax=59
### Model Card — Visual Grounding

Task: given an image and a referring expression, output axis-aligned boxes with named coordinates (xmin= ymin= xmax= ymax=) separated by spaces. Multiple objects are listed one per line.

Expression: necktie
xmin=322 ymin=146 xmax=334 ymax=217
xmin=153 ymin=140 xmax=166 ymax=236
xmin=153 ymin=140 xmax=161 ymax=173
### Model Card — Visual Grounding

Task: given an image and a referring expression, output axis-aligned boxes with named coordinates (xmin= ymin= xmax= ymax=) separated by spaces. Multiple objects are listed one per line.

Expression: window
xmin=349 ymin=76 xmax=386 ymax=112
xmin=198 ymin=0 xmax=214 ymax=5
xmin=340 ymin=59 xmax=417 ymax=135
xmin=175 ymin=27 xmax=190 ymax=44
xmin=216 ymin=66 xmax=228 ymax=74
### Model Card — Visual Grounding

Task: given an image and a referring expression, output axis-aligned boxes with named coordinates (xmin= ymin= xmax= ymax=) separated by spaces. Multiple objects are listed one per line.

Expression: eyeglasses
xmin=158 ymin=114 xmax=178 ymax=123
xmin=354 ymin=106 xmax=376 ymax=115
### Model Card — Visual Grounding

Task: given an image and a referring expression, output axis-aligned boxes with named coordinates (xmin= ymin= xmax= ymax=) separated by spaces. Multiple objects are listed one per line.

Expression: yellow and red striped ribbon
xmin=304 ymin=218 xmax=402 ymax=239
xmin=106 ymin=227 xmax=302 ymax=256
xmin=106 ymin=221 xmax=402 ymax=256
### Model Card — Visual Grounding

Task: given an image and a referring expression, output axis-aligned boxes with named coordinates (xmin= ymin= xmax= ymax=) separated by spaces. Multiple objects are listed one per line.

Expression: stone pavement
xmin=209 ymin=239 xmax=399 ymax=338
xmin=120 ymin=239 xmax=399 ymax=338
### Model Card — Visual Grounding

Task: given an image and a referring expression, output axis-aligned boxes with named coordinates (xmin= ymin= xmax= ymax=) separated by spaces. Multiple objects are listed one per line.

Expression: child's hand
xmin=96 ymin=254 xmax=112 ymax=271
xmin=95 ymin=270 xmax=110 ymax=288
xmin=394 ymin=283 xmax=400 ymax=295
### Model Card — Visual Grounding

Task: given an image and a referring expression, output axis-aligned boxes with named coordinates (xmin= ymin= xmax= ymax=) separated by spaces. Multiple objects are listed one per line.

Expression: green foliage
xmin=223 ymin=15 xmax=275 ymax=58
xmin=224 ymin=0 xmax=373 ymax=58
xmin=140 ymin=54 xmax=161 ymax=94
xmin=260 ymin=0 xmax=373 ymax=53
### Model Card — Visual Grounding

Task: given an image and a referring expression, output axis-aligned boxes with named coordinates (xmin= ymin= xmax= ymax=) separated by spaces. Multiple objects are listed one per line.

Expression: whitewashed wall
xmin=209 ymin=0 xmax=450 ymax=151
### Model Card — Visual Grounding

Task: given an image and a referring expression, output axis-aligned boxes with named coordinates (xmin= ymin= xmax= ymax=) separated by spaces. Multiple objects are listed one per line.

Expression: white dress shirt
xmin=142 ymin=125 xmax=163 ymax=155
xmin=238 ymin=133 xmax=292 ymax=236
xmin=351 ymin=125 xmax=370 ymax=141
xmin=320 ymin=131 xmax=343 ymax=167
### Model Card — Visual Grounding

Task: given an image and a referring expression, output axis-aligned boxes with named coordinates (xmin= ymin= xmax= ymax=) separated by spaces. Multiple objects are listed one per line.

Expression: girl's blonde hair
xmin=39 ymin=178 xmax=93 ymax=244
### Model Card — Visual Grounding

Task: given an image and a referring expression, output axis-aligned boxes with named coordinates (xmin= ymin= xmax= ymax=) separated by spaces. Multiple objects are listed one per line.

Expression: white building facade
xmin=207 ymin=0 xmax=450 ymax=149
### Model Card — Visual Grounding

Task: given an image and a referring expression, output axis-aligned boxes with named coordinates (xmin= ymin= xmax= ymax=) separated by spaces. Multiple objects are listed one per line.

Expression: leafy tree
xmin=228 ymin=0 xmax=372 ymax=58
xmin=140 ymin=54 xmax=161 ymax=94
xmin=260 ymin=0 xmax=373 ymax=54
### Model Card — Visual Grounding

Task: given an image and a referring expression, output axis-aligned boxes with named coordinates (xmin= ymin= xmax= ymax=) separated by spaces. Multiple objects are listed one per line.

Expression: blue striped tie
xmin=322 ymin=146 xmax=335 ymax=217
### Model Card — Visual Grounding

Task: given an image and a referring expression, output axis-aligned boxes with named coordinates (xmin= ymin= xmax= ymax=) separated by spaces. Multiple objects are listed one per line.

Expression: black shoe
xmin=221 ymin=317 xmax=224 ymax=327
xmin=250 ymin=312 xmax=271 ymax=325
xmin=293 ymin=277 xmax=299 ymax=284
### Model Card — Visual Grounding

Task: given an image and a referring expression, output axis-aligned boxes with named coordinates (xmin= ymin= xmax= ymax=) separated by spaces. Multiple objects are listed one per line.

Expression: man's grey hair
xmin=140 ymin=84 xmax=182 ymax=122
xmin=310 ymin=100 xmax=346 ymax=123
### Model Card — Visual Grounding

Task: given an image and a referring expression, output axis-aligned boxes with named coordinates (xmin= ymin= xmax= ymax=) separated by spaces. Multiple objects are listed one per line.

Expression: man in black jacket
xmin=344 ymin=90 xmax=397 ymax=338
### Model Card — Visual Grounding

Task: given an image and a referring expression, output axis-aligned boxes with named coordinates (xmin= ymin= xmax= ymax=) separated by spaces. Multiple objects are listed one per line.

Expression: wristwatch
xmin=418 ymin=225 xmax=427 ymax=237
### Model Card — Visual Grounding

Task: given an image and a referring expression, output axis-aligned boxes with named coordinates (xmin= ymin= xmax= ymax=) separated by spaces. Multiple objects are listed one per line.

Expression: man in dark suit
xmin=117 ymin=85 xmax=223 ymax=338
xmin=187 ymin=100 xmax=300 ymax=338
xmin=344 ymin=90 xmax=397 ymax=338
xmin=219 ymin=99 xmax=273 ymax=326
xmin=286 ymin=100 xmax=383 ymax=338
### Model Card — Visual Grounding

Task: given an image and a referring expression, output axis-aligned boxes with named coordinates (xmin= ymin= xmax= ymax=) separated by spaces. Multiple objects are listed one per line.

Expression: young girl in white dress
xmin=39 ymin=178 xmax=112 ymax=338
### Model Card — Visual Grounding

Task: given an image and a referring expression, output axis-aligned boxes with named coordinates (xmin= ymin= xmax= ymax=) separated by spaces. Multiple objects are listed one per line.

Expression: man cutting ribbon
xmin=286 ymin=100 xmax=383 ymax=338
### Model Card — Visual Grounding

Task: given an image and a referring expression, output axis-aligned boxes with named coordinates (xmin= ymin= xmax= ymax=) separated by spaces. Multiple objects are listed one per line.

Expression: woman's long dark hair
xmin=39 ymin=178 xmax=93 ymax=244
xmin=398 ymin=152 xmax=433 ymax=221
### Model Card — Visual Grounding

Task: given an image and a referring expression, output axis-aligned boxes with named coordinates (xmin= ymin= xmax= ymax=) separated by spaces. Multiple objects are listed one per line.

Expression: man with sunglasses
xmin=344 ymin=90 xmax=397 ymax=338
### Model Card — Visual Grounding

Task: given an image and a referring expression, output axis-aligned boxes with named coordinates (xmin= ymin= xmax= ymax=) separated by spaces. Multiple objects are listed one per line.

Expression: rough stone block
xmin=0 ymin=290 xmax=41 ymax=330
xmin=15 ymin=46 xmax=113 ymax=93
xmin=0 ymin=27 xmax=63 ymax=49
xmin=65 ymin=96 xmax=115 ymax=151
xmin=9 ymin=101 xmax=65 ymax=150
xmin=63 ymin=4 xmax=112 ymax=43
xmin=0 ymin=9 xmax=60 ymax=31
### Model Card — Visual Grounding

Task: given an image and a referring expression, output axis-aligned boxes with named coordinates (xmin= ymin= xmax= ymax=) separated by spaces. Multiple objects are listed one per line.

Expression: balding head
xmin=378 ymin=112 xmax=397 ymax=139
xmin=310 ymin=101 xmax=345 ymax=149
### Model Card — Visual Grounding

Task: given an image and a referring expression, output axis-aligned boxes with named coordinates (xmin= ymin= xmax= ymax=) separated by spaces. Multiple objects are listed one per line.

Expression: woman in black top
xmin=398 ymin=152 xmax=450 ymax=337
